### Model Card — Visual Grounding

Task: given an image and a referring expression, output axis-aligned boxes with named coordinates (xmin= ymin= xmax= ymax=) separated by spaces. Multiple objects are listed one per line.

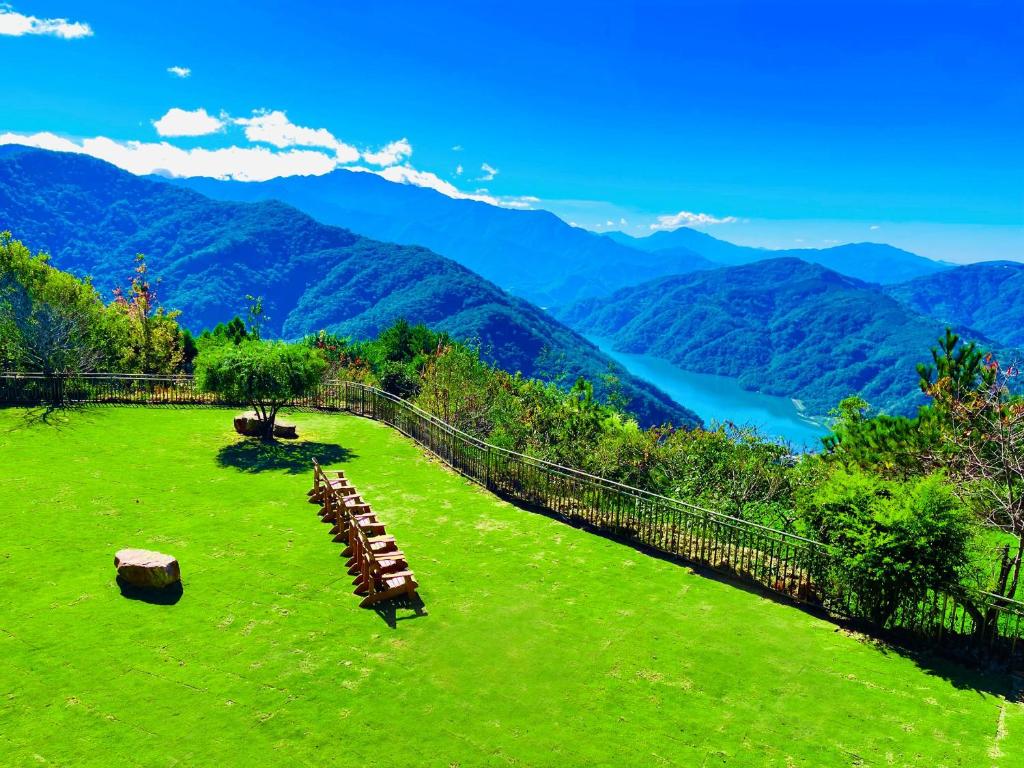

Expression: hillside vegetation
xmin=0 ymin=147 xmax=694 ymax=427
xmin=559 ymin=258 xmax=998 ymax=417
xmin=885 ymin=261 xmax=1024 ymax=349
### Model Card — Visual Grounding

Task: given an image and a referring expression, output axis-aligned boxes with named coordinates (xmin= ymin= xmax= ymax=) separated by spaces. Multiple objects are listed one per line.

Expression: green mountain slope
xmin=0 ymin=146 xmax=698 ymax=427
xmin=884 ymin=261 xmax=1024 ymax=349
xmin=559 ymin=258 xmax=998 ymax=417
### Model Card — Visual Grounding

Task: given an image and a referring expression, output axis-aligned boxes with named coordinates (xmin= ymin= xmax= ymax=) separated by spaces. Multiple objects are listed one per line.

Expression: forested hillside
xmin=0 ymin=146 xmax=697 ymax=427
xmin=884 ymin=261 xmax=1024 ymax=349
xmin=559 ymin=258 xmax=998 ymax=416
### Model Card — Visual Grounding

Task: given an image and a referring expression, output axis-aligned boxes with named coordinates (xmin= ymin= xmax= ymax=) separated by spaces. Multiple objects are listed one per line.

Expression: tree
xmin=245 ymin=294 xmax=268 ymax=340
xmin=917 ymin=331 xmax=1024 ymax=604
xmin=0 ymin=232 xmax=108 ymax=392
xmin=201 ymin=316 xmax=249 ymax=346
xmin=825 ymin=330 xmax=1024 ymax=609
xmin=107 ymin=253 xmax=185 ymax=374
xmin=802 ymin=470 xmax=974 ymax=626
xmin=418 ymin=342 xmax=495 ymax=433
xmin=195 ymin=340 xmax=326 ymax=440
xmin=378 ymin=361 xmax=421 ymax=399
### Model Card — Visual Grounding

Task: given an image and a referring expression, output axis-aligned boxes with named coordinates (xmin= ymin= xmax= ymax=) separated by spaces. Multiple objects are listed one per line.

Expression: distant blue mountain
xmin=170 ymin=172 xmax=717 ymax=307
xmin=0 ymin=147 xmax=698 ymax=427
xmin=608 ymin=227 xmax=950 ymax=284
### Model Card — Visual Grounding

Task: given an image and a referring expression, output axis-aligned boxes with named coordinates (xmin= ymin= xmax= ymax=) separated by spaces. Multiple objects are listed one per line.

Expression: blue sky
xmin=0 ymin=1 xmax=1021 ymax=262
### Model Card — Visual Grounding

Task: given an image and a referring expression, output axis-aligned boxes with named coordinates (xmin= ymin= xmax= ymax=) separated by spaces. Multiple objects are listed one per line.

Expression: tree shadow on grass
xmin=4 ymin=403 xmax=107 ymax=432
xmin=217 ymin=439 xmax=356 ymax=475
xmin=117 ymin=577 xmax=183 ymax=605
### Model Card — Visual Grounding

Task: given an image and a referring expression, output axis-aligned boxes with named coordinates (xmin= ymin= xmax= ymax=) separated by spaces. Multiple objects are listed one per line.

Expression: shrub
xmin=802 ymin=470 xmax=973 ymax=625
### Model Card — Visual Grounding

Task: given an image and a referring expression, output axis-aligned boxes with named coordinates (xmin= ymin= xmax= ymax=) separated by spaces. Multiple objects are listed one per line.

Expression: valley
xmin=586 ymin=335 xmax=828 ymax=448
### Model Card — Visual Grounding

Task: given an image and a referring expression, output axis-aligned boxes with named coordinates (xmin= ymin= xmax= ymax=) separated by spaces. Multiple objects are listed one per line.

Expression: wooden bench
xmin=348 ymin=519 xmax=419 ymax=607
xmin=309 ymin=458 xmax=351 ymax=504
xmin=311 ymin=458 xmax=420 ymax=609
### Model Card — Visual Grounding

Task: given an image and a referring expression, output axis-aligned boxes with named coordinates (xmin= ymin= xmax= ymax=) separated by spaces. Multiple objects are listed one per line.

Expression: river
xmin=588 ymin=336 xmax=829 ymax=450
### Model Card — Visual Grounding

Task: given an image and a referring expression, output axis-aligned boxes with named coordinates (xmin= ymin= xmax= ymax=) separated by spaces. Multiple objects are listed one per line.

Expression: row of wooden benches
xmin=308 ymin=459 xmax=420 ymax=608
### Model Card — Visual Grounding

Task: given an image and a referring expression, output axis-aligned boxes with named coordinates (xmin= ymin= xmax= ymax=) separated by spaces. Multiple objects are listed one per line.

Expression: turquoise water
xmin=588 ymin=336 xmax=829 ymax=450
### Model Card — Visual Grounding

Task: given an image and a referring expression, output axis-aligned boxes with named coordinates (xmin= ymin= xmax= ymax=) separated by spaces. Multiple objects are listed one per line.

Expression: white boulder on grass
xmin=115 ymin=548 xmax=181 ymax=588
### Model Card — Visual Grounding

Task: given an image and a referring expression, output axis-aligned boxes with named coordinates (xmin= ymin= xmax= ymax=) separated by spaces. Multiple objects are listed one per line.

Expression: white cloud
xmin=0 ymin=4 xmax=92 ymax=38
xmin=362 ymin=138 xmax=412 ymax=166
xmin=455 ymin=164 xmax=463 ymax=176
xmin=347 ymin=164 xmax=538 ymax=211
xmin=0 ymin=131 xmax=338 ymax=181
xmin=649 ymin=210 xmax=738 ymax=231
xmin=233 ymin=109 xmax=359 ymax=162
xmin=167 ymin=66 xmax=191 ymax=78
xmin=0 ymin=114 xmax=543 ymax=210
xmin=869 ymin=224 xmax=880 ymax=231
xmin=153 ymin=107 xmax=225 ymax=137
xmin=451 ymin=144 xmax=463 ymax=151
xmin=497 ymin=197 xmax=537 ymax=210
xmin=477 ymin=162 xmax=498 ymax=181
xmin=366 ymin=164 xmax=492 ymax=202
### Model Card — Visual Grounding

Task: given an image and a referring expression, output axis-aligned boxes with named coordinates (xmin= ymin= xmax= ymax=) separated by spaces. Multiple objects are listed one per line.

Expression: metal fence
xmin=3 ymin=371 xmax=1021 ymax=661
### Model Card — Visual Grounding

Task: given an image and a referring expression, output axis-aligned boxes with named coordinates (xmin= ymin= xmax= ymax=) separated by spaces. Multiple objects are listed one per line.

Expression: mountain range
xmin=174 ymin=171 xmax=959 ymax=307
xmin=172 ymin=172 xmax=717 ymax=308
xmin=0 ymin=145 xmax=698 ymax=427
xmin=558 ymin=258 xmax=1005 ymax=417
xmin=607 ymin=228 xmax=950 ymax=285
xmin=3 ymin=144 xmax=1018 ymax=427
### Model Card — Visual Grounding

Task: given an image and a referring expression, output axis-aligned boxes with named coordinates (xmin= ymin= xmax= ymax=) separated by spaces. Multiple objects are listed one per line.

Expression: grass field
xmin=0 ymin=406 xmax=1020 ymax=767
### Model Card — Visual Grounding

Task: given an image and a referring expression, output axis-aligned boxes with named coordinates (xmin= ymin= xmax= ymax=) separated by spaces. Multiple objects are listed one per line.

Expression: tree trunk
xmin=1005 ymin=536 xmax=1023 ymax=602
xmin=961 ymin=598 xmax=991 ymax=643
xmin=260 ymin=415 xmax=276 ymax=442
xmin=259 ymin=405 xmax=280 ymax=442
xmin=993 ymin=544 xmax=1013 ymax=599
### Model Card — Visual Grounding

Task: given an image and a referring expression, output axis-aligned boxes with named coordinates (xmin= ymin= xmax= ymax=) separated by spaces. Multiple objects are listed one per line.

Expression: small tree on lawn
xmin=195 ymin=340 xmax=326 ymax=440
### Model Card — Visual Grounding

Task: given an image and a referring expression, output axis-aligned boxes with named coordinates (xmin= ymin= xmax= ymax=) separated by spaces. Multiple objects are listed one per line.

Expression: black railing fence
xmin=3 ymin=371 xmax=1021 ymax=662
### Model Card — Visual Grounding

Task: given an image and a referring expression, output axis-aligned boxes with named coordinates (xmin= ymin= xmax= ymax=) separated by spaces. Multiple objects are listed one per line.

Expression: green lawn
xmin=0 ymin=407 xmax=1020 ymax=768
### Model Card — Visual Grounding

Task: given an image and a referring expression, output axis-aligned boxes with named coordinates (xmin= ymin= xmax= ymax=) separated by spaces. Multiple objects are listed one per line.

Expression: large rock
xmin=233 ymin=411 xmax=264 ymax=437
xmin=115 ymin=548 xmax=181 ymax=588
xmin=233 ymin=411 xmax=297 ymax=439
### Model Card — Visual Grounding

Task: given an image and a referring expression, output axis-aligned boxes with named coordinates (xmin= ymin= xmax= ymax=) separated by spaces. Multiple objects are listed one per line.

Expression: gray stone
xmin=115 ymin=548 xmax=181 ymax=588
xmin=273 ymin=420 xmax=297 ymax=439
xmin=233 ymin=410 xmax=264 ymax=437
xmin=232 ymin=411 xmax=297 ymax=439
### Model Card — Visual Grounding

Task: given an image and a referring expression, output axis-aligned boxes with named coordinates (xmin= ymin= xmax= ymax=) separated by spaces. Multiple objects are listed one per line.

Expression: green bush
xmin=802 ymin=470 xmax=974 ymax=625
